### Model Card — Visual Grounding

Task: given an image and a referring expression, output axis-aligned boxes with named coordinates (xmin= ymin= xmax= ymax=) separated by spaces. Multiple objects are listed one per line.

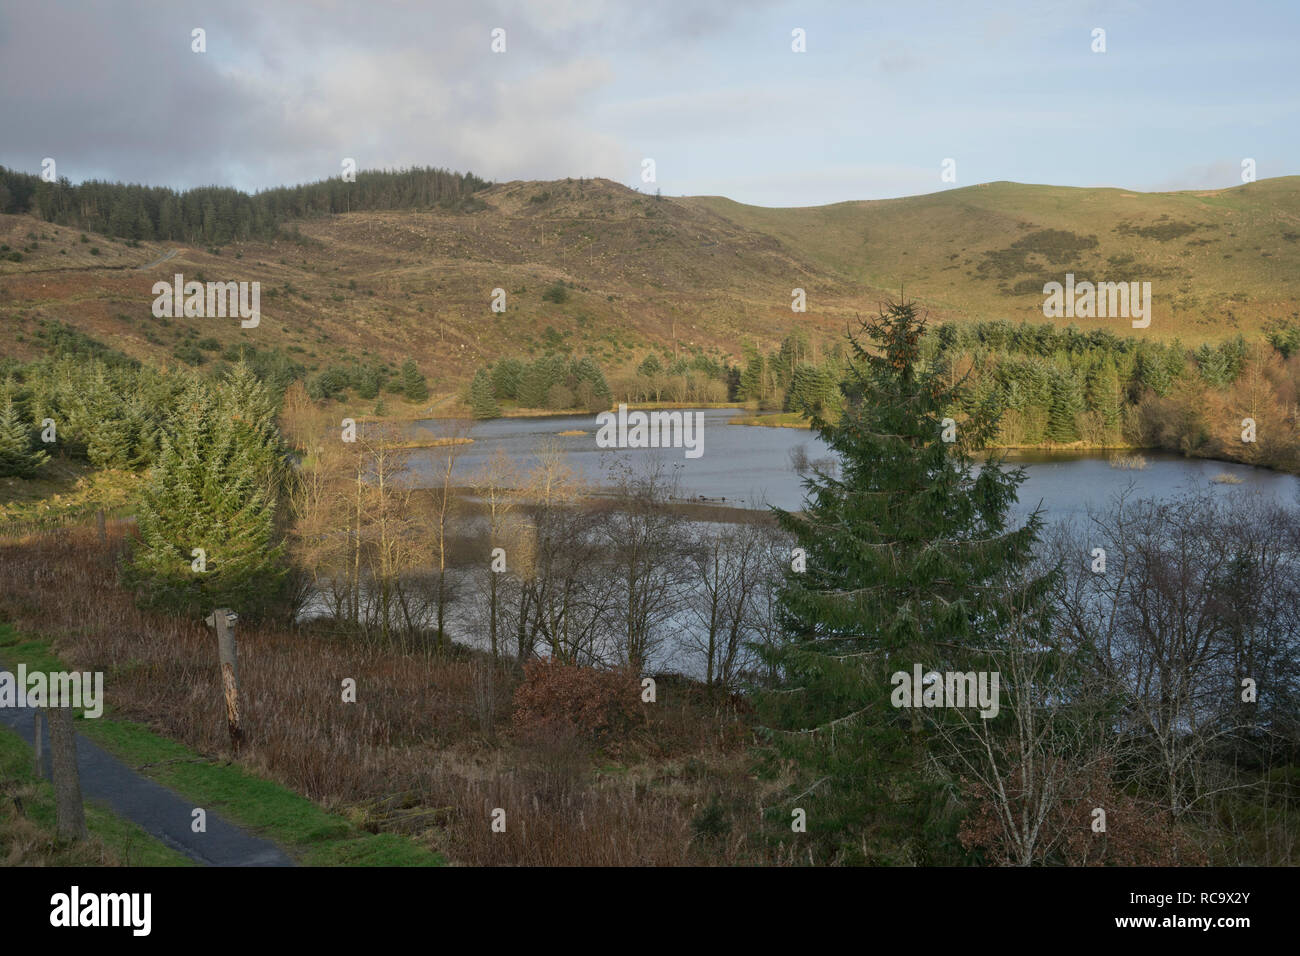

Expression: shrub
xmin=544 ymin=383 xmax=574 ymax=410
xmin=512 ymin=660 xmax=643 ymax=752
xmin=172 ymin=344 xmax=205 ymax=366
xmin=308 ymin=366 xmax=351 ymax=401
xmin=959 ymin=758 xmax=1209 ymax=866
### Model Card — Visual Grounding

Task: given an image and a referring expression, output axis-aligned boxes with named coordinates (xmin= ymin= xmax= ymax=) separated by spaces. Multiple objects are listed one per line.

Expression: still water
xmin=405 ymin=408 xmax=1300 ymax=517
xmin=346 ymin=409 xmax=1300 ymax=674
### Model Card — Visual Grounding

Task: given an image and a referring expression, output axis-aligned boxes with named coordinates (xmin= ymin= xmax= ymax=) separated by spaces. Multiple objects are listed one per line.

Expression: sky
xmin=1 ymin=0 xmax=1296 ymax=207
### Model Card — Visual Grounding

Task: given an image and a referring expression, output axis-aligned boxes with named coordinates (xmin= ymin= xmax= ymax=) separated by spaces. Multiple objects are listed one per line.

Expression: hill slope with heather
xmin=3 ymin=175 xmax=1298 ymax=387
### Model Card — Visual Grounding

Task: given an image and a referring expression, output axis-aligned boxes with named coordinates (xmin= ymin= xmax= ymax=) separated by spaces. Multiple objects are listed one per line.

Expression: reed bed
xmin=0 ymin=524 xmax=768 ymax=865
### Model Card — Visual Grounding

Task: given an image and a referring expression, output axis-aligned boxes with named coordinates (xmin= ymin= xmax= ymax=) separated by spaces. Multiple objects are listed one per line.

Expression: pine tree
xmin=469 ymin=368 xmax=501 ymax=419
xmin=491 ymin=359 xmax=524 ymax=401
xmin=1046 ymin=367 xmax=1083 ymax=443
xmin=400 ymin=359 xmax=429 ymax=401
xmin=356 ymin=365 xmax=381 ymax=400
xmin=135 ymin=205 xmax=154 ymax=241
xmin=1135 ymin=342 xmax=1175 ymax=396
xmin=757 ymin=300 xmax=1055 ymax=864
xmin=158 ymin=196 xmax=178 ymax=240
xmin=518 ymin=359 xmax=559 ymax=408
xmin=0 ymin=400 xmax=48 ymax=477
xmin=1088 ymin=356 xmax=1122 ymax=435
xmin=127 ymin=377 xmax=286 ymax=618
xmin=739 ymin=352 xmax=767 ymax=403
xmin=572 ymin=357 xmax=611 ymax=406
xmin=220 ymin=359 xmax=286 ymax=494
xmin=86 ymin=401 xmax=133 ymax=469
xmin=637 ymin=353 xmax=663 ymax=378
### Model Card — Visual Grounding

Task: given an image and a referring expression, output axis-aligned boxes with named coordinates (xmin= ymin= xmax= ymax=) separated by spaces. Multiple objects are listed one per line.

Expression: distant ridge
xmin=3 ymin=173 xmax=1298 ymax=386
xmin=0 ymin=165 xmax=491 ymax=244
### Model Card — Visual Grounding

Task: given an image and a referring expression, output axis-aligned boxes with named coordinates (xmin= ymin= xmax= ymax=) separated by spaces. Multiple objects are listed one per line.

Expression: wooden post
xmin=206 ymin=609 xmax=243 ymax=753
xmin=46 ymin=705 xmax=87 ymax=841
xmin=95 ymin=509 xmax=107 ymax=547
xmin=32 ymin=709 xmax=45 ymax=777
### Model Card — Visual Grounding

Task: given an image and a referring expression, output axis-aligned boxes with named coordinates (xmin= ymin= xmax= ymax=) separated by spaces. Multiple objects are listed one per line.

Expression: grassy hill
xmin=686 ymin=177 xmax=1300 ymax=339
xmin=3 ymin=175 xmax=1299 ymax=388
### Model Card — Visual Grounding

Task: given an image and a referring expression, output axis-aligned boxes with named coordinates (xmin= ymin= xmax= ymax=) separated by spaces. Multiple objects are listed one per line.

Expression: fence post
xmin=46 ymin=705 xmax=87 ymax=841
xmin=205 ymin=608 xmax=243 ymax=753
xmin=32 ymin=709 xmax=45 ymax=777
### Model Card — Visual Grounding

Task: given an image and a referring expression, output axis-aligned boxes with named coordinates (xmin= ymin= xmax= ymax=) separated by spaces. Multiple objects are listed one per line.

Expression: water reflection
xmin=402 ymin=409 xmax=1300 ymax=517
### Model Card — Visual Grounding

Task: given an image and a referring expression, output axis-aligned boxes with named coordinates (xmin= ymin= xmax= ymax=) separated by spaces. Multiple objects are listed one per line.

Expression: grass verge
xmin=0 ymin=727 xmax=192 ymax=866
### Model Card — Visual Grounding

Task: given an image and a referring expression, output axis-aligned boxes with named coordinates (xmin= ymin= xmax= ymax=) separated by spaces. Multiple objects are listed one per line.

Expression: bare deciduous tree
xmin=599 ymin=459 xmax=690 ymax=673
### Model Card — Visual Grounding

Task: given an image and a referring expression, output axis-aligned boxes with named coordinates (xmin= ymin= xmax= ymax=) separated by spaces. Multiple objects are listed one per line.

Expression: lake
xmin=323 ymin=408 xmax=1300 ymax=675
xmin=404 ymin=408 xmax=1300 ymax=518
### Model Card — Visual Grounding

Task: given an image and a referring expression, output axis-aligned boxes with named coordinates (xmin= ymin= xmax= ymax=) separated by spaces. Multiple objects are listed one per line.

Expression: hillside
xmin=686 ymin=177 xmax=1300 ymax=338
xmin=3 ymin=176 xmax=1299 ymax=387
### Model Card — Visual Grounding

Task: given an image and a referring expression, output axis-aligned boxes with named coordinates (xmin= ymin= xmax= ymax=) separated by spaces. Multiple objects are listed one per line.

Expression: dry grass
xmin=1108 ymin=453 xmax=1148 ymax=470
xmin=0 ymin=524 xmax=777 ymax=865
xmin=1 ymin=785 xmax=118 ymax=866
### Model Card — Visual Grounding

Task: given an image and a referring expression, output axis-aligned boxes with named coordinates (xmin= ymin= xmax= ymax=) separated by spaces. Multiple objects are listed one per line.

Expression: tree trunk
xmin=211 ymin=609 xmax=243 ymax=753
xmin=436 ymin=568 xmax=447 ymax=653
xmin=46 ymin=706 xmax=87 ymax=841
xmin=489 ymin=572 xmax=499 ymax=660
xmin=32 ymin=709 xmax=45 ymax=778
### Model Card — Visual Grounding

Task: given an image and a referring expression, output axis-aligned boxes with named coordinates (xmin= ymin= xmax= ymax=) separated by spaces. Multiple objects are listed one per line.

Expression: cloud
xmin=0 ymin=0 xmax=1293 ymax=205
xmin=0 ymin=0 xmax=757 ymax=190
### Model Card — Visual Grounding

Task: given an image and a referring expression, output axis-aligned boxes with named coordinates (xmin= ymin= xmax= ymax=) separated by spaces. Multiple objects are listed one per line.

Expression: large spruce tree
xmin=127 ymin=369 xmax=287 ymax=618
xmin=757 ymin=300 xmax=1055 ymax=863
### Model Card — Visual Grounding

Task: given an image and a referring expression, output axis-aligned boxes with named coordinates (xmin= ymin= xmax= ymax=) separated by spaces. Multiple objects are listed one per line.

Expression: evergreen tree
xmin=127 ymin=377 xmax=286 ymax=618
xmin=469 ymin=368 xmax=501 ymax=419
xmin=220 ymin=360 xmax=287 ymax=495
xmin=86 ymin=399 xmax=133 ymax=469
xmin=491 ymin=359 xmax=524 ymax=400
xmin=787 ymin=364 xmax=840 ymax=418
xmin=518 ymin=357 xmax=564 ymax=408
xmin=356 ymin=365 xmax=381 ymax=400
xmin=1046 ymin=367 xmax=1083 ymax=443
xmin=1088 ymin=356 xmax=1122 ymax=434
xmin=777 ymin=329 xmax=813 ymax=385
xmin=739 ymin=352 xmax=767 ymax=403
xmin=756 ymin=300 xmax=1054 ymax=864
xmin=572 ymin=357 xmax=611 ymax=400
xmin=400 ymin=359 xmax=429 ymax=401
xmin=1135 ymin=342 xmax=1179 ymax=397
xmin=637 ymin=353 xmax=663 ymax=378
xmin=1195 ymin=336 xmax=1245 ymax=389
xmin=0 ymin=400 xmax=48 ymax=477
xmin=2 ymin=164 xmax=490 ymax=243
xmin=135 ymin=206 xmax=154 ymax=241
xmin=1267 ymin=322 xmax=1300 ymax=359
